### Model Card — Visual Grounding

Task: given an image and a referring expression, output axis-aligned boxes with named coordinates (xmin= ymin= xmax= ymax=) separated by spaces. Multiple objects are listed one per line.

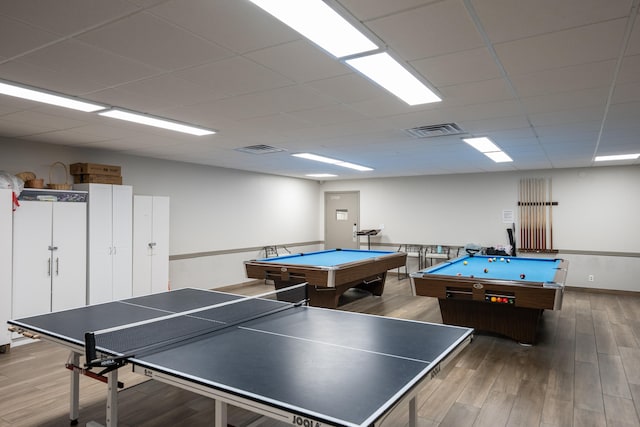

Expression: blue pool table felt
xmin=422 ymin=255 xmax=562 ymax=283
xmin=257 ymin=249 xmax=396 ymax=267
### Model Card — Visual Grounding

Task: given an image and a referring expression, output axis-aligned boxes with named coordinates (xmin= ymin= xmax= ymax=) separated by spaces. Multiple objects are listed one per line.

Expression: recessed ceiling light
xmin=345 ymin=52 xmax=441 ymax=106
xmin=248 ymin=0 xmax=378 ymax=58
xmin=462 ymin=137 xmax=500 ymax=153
xmin=306 ymin=174 xmax=337 ymax=178
xmin=99 ymin=108 xmax=216 ymax=136
xmin=293 ymin=153 xmax=373 ymax=171
xmin=594 ymin=153 xmax=640 ymax=162
xmin=484 ymin=151 xmax=513 ymax=163
xmin=0 ymin=79 xmax=106 ymax=112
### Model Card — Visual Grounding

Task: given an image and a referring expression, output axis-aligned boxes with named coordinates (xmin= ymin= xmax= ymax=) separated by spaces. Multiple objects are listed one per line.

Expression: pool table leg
xmin=356 ymin=272 xmax=386 ymax=296
xmin=273 ymin=274 xmax=389 ymax=309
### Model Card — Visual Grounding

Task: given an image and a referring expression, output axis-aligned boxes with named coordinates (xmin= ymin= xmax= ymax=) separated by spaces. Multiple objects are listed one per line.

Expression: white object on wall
xmin=12 ymin=199 xmax=87 ymax=319
xmin=76 ymin=184 xmax=133 ymax=304
xmin=133 ymin=195 xmax=170 ymax=296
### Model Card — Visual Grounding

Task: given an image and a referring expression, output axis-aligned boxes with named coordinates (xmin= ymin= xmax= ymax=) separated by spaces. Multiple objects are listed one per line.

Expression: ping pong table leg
xmin=106 ymin=369 xmax=119 ymax=427
xmin=408 ymin=396 xmax=417 ymax=427
xmin=69 ymin=351 xmax=80 ymax=425
xmin=214 ymin=400 xmax=227 ymax=427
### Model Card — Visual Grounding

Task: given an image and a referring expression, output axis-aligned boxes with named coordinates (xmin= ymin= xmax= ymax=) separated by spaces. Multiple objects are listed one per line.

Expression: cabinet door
xmin=151 ymin=196 xmax=170 ymax=294
xmin=86 ymin=184 xmax=114 ymax=304
xmin=133 ymin=195 xmax=153 ymax=296
xmin=12 ymin=201 xmax=53 ymax=318
xmin=51 ymin=202 xmax=87 ymax=311
xmin=0 ymin=190 xmax=13 ymax=346
xmin=112 ymin=185 xmax=132 ymax=300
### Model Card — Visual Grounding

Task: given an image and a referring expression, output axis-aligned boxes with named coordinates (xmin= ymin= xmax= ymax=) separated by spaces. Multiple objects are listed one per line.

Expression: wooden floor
xmin=1 ymin=275 xmax=639 ymax=427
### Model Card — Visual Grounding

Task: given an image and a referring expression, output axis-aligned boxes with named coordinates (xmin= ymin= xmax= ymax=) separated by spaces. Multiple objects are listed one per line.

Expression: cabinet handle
xmin=148 ymin=242 xmax=157 ymax=248
xmin=56 ymin=257 xmax=59 ymax=276
xmin=113 ymin=247 xmax=117 ymax=255
xmin=48 ymin=258 xmax=51 ymax=277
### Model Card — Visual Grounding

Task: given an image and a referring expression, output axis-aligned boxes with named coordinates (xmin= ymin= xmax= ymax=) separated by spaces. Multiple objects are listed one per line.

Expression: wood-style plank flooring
xmin=1 ymin=275 xmax=639 ymax=426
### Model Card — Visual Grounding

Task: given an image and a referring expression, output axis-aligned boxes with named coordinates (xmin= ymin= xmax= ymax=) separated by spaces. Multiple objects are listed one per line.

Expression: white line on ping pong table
xmin=92 ymin=283 xmax=308 ymax=336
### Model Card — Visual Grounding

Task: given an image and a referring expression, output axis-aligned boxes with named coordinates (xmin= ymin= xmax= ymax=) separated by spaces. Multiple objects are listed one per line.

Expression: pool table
xmin=410 ymin=255 xmax=568 ymax=344
xmin=245 ymin=249 xmax=406 ymax=308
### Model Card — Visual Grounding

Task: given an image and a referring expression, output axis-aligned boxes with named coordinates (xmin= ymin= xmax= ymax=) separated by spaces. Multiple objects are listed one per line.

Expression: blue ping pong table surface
xmin=9 ymin=288 xmax=473 ymax=427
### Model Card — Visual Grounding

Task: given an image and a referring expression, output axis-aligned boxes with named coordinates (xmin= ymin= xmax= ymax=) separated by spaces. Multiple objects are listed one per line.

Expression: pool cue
xmin=519 ymin=179 xmax=523 ymax=250
xmin=543 ymin=178 xmax=547 ymax=249
xmin=527 ymin=178 xmax=532 ymax=250
xmin=549 ymin=177 xmax=553 ymax=250
xmin=533 ymin=178 xmax=540 ymax=250
xmin=523 ymin=178 xmax=528 ymax=249
xmin=533 ymin=178 xmax=537 ymax=250
xmin=540 ymin=178 xmax=544 ymax=249
xmin=529 ymin=178 xmax=534 ymax=250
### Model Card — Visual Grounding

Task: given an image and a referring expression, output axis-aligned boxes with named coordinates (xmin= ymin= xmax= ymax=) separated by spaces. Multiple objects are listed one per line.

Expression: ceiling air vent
xmin=404 ymin=123 xmax=464 ymax=138
xmin=235 ymin=144 xmax=286 ymax=154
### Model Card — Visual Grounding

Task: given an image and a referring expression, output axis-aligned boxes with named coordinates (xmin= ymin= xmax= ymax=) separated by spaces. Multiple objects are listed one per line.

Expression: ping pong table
xmin=8 ymin=285 xmax=473 ymax=427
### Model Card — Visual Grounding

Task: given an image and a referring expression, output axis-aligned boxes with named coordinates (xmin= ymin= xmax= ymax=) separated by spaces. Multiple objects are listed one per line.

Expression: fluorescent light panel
xmin=594 ymin=153 xmax=640 ymax=161
xmin=463 ymin=137 xmax=513 ymax=163
xmin=0 ymin=80 xmax=106 ymax=112
xmin=248 ymin=0 xmax=378 ymax=58
xmin=306 ymin=173 xmax=337 ymax=178
xmin=463 ymin=137 xmax=499 ymax=153
xmin=484 ymin=151 xmax=513 ymax=163
xmin=293 ymin=153 xmax=373 ymax=171
xmin=346 ymin=52 xmax=441 ymax=106
xmin=99 ymin=108 xmax=216 ymax=136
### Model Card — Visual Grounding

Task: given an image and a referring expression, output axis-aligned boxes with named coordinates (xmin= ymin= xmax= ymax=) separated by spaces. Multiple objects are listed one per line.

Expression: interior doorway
xmin=324 ymin=191 xmax=360 ymax=250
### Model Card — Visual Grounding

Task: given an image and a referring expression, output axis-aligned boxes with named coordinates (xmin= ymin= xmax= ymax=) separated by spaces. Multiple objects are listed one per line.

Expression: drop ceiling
xmin=1 ymin=0 xmax=639 ymax=179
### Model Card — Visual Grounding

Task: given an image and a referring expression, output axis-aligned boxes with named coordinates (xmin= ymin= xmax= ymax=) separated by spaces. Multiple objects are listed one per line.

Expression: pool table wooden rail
xmin=245 ymin=251 xmax=406 ymax=308
xmin=410 ymin=273 xmax=565 ymax=311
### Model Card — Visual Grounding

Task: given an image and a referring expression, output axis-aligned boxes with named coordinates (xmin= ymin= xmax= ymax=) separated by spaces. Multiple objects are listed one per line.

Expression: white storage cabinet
xmin=0 ymin=189 xmax=13 ymax=351
xmin=75 ymin=184 xmax=133 ymax=304
xmin=133 ymin=195 xmax=170 ymax=296
xmin=12 ymin=193 xmax=87 ymax=319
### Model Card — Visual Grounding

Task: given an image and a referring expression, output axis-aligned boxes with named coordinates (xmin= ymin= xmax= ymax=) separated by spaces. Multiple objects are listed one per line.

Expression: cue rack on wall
xmin=517 ymin=178 xmax=558 ymax=253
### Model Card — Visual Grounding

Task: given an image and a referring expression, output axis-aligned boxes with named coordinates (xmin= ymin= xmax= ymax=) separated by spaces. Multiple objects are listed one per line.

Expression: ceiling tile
xmin=246 ymin=40 xmax=349 ymax=84
xmin=495 ymin=19 xmax=627 ymax=76
xmin=412 ymin=47 xmax=502 ymax=87
xmin=77 ymin=12 xmax=231 ymax=71
xmin=510 ymin=60 xmax=616 ymax=97
xmin=17 ymin=39 xmax=161 ymax=90
xmin=174 ymin=56 xmax=294 ymax=97
xmin=149 ymin=0 xmax=299 ymax=54
xmin=367 ymin=1 xmax=485 ymax=60
xmin=473 ymin=0 xmax=633 ymax=43
xmin=0 ymin=15 xmax=59 ymax=58
xmin=0 ymin=0 xmax=139 ymax=35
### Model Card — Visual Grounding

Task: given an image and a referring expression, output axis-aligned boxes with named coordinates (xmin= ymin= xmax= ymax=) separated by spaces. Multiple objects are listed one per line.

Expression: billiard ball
xmin=491 ymin=296 xmax=496 ymax=302
xmin=488 ymin=258 xmax=492 ymax=262
xmin=463 ymin=261 xmax=468 ymax=265
xmin=506 ymin=259 xmax=510 ymax=263
xmin=469 ymin=275 xmax=474 ymax=278
xmin=456 ymin=272 xmax=462 ymax=276
xmin=484 ymin=268 xmax=488 ymax=273
xmin=500 ymin=257 xmax=505 ymax=262
xmin=520 ymin=273 xmax=526 ymax=279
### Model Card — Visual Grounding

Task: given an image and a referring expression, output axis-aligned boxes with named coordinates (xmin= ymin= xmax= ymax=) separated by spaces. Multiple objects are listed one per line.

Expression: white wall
xmin=320 ymin=166 xmax=640 ymax=292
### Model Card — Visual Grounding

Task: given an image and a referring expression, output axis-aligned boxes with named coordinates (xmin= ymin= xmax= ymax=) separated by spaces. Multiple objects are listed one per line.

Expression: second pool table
xmin=245 ymin=249 xmax=406 ymax=308
xmin=410 ymin=254 xmax=568 ymax=344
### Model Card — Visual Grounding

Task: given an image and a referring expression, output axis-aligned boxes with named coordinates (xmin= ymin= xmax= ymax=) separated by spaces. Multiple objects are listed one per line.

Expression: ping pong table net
xmin=84 ymin=283 xmax=308 ymax=374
